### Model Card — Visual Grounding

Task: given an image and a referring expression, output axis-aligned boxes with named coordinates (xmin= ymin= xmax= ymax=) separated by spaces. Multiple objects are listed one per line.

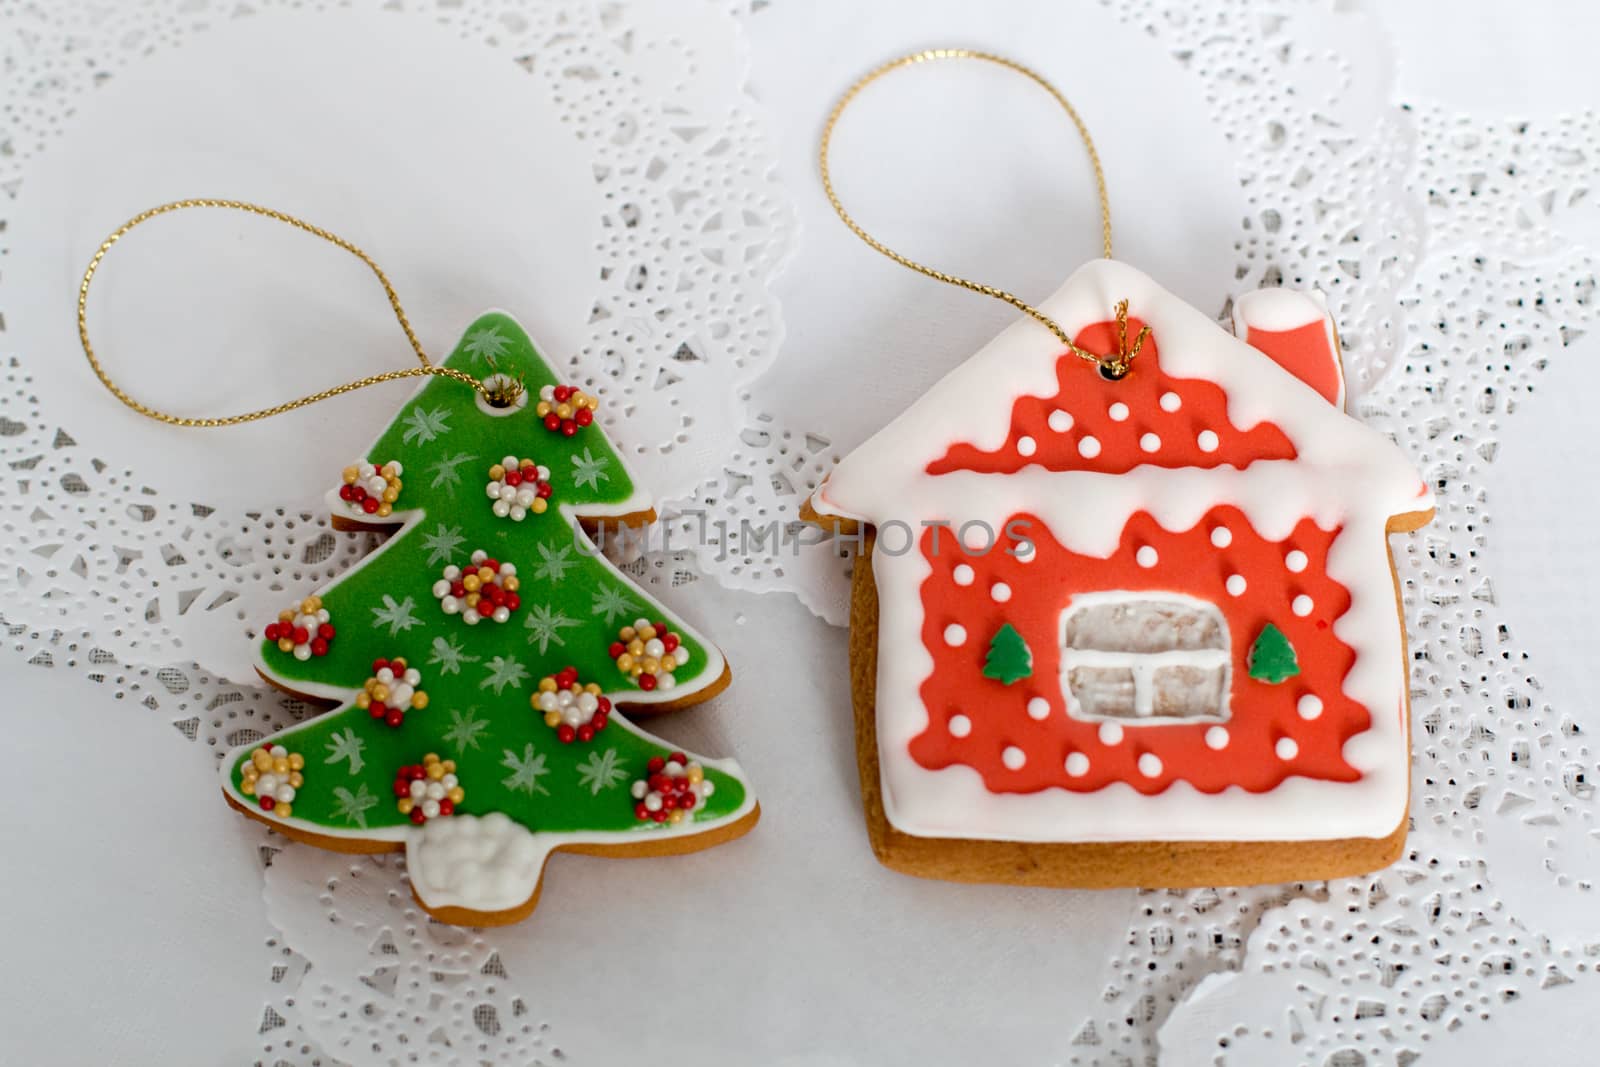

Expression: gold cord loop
xmin=820 ymin=49 xmax=1145 ymax=377
xmin=78 ymin=198 xmax=520 ymax=428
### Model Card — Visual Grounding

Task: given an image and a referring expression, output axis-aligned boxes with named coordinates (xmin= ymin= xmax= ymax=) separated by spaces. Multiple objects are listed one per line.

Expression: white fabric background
xmin=1 ymin=0 xmax=1598 ymax=1064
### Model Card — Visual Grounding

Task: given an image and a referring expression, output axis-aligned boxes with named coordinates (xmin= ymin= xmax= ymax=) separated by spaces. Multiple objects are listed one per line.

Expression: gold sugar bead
xmin=393 ymin=658 xmax=408 ymax=670
xmin=531 ymin=499 xmax=548 ymax=514
xmin=503 ymin=576 xmax=520 ymax=592
xmin=427 ymin=762 xmax=445 ymax=781
xmin=371 ymin=684 xmax=390 ymax=703
xmin=447 ymin=787 xmax=465 ymax=804
xmin=277 ymin=638 xmax=294 ymax=652
xmin=627 ymin=638 xmax=645 ymax=656
xmin=465 ymin=592 xmax=480 ymax=608
xmin=382 ymin=486 xmax=399 ymax=503
xmin=538 ymin=677 xmax=557 ymax=693
xmin=397 ymin=798 xmax=413 ymax=814
xmin=462 ymin=574 xmax=481 ymax=593
xmin=288 ymin=772 xmax=304 ymax=788
xmin=376 ymin=504 xmax=392 ymax=517
xmin=544 ymin=711 xmax=561 ymax=727
xmin=411 ymin=692 xmax=429 ymax=710
xmin=253 ymin=750 xmax=273 ymax=771
xmin=272 ymin=757 xmax=290 ymax=775
xmin=536 ymin=401 xmax=552 ymax=417
xmin=616 ymin=653 xmax=635 ymax=672
xmin=477 ymin=565 xmax=494 ymax=582
xmin=289 ymin=753 xmax=305 ymax=770
xmin=620 ymin=626 xmax=636 ymax=640
xmin=639 ymin=625 xmax=658 ymax=641
xmin=275 ymin=803 xmax=292 ymax=818
xmin=240 ymin=780 xmax=255 ymax=796
xmin=442 ymin=760 xmax=456 ymax=773
xmin=687 ymin=766 xmax=704 ymax=784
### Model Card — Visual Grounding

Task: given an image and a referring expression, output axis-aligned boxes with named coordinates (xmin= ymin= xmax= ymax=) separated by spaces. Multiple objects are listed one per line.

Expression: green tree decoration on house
xmin=1247 ymin=622 xmax=1300 ymax=684
xmin=982 ymin=623 xmax=1033 ymax=685
xmin=221 ymin=312 xmax=758 ymax=926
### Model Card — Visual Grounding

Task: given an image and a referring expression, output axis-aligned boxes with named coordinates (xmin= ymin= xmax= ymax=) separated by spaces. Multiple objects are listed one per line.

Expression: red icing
xmin=910 ymin=507 xmax=1366 ymax=794
xmin=927 ymin=319 xmax=1297 ymax=476
xmin=1241 ymin=320 xmax=1343 ymax=406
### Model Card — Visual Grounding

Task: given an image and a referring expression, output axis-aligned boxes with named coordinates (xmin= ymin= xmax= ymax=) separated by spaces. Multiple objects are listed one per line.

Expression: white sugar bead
xmin=645 ymin=794 xmax=663 ymax=812
xmin=388 ymin=462 xmax=403 ymax=476
xmin=377 ymin=667 xmax=395 ymax=684
xmin=1211 ymin=527 xmax=1232 ymax=548
xmin=258 ymin=774 xmax=279 ymax=794
xmin=271 ymin=745 xmax=287 ymax=757
xmin=1048 ymin=409 xmax=1073 ymax=432
xmin=463 ymin=608 xmax=481 ymax=625
xmin=425 ymin=781 xmax=446 ymax=801
xmin=537 ymin=465 xmax=550 ymax=480
xmin=492 ymin=606 xmax=511 ymax=623
xmin=503 ymin=454 xmax=519 ymax=468
xmin=563 ymin=708 xmax=583 ymax=726
xmin=366 ymin=475 xmax=387 ymax=495
xmin=943 ymin=624 xmax=967 ymax=647
xmin=421 ymin=799 xmax=441 ymax=819
xmin=499 ymin=484 xmax=518 ymax=501
xmin=492 ymin=500 xmax=511 ymax=518
xmin=293 ymin=645 xmax=311 ymax=661
xmin=516 ymin=487 xmax=536 ymax=507
xmin=631 ymin=780 xmax=648 ymax=799
xmin=1205 ymin=726 xmax=1230 ymax=750
xmin=441 ymin=596 xmax=460 ymax=614
xmin=1139 ymin=432 xmax=1161 ymax=453
xmin=404 ymin=668 xmax=421 ymax=686
xmin=555 ymin=690 xmax=575 ymax=707
xmin=1016 ymin=435 xmax=1037 ymax=457
xmin=1297 ymin=694 xmax=1324 ymax=720
xmin=645 ymin=638 xmax=665 ymax=658
xmin=658 ymin=673 xmax=677 ymax=690
xmin=1225 ymin=574 xmax=1247 ymax=596
xmin=444 ymin=565 xmax=461 ymax=581
xmin=275 ymin=785 xmax=296 ymax=804
xmin=673 ymin=647 xmax=689 ymax=666
xmin=486 ymin=482 xmax=501 ymax=499
xmin=539 ymin=385 xmax=555 ymax=401
xmin=359 ymin=463 xmax=376 ymax=478
xmin=471 ymin=549 xmax=487 ymax=564
xmin=1275 ymin=737 xmax=1299 ymax=760
xmin=538 ymin=692 xmax=558 ymax=711
xmin=409 ymin=779 xmax=427 ymax=799
xmin=1065 ymin=751 xmax=1090 ymax=776
xmin=442 ymin=774 xmax=458 ymax=790
xmin=577 ymin=691 xmax=599 ymax=713
xmin=665 ymin=760 xmax=685 ymax=776
xmin=501 ymin=563 xmax=516 ymax=577
xmin=952 ymin=564 xmax=975 ymax=585
xmin=1027 ymin=697 xmax=1050 ymax=720
xmin=317 ymin=609 xmax=330 ymax=623
xmin=390 ymin=683 xmax=414 ymax=707
xmin=634 ymin=617 xmax=650 ymax=628
xmin=701 ymin=780 xmax=715 ymax=797
xmin=1098 ymin=721 xmax=1124 ymax=746
xmin=509 ymin=506 xmax=527 ymax=521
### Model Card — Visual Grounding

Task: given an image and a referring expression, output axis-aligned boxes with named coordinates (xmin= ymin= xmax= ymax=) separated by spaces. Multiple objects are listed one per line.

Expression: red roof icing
xmin=926 ymin=318 xmax=1298 ymax=476
xmin=911 ymin=506 xmax=1365 ymax=794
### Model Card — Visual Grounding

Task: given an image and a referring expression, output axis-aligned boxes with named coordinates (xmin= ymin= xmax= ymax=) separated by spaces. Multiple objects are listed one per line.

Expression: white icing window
xmin=1059 ymin=592 xmax=1232 ymax=723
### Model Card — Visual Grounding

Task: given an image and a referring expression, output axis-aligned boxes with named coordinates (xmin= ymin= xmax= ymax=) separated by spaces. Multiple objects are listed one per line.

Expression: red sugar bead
xmin=649 ymin=773 xmax=670 ymax=792
xmin=543 ymin=413 xmax=561 ymax=431
xmin=393 ymin=780 xmax=410 ymax=797
xmin=483 ymin=558 xmax=499 ymax=570
xmin=310 ymin=638 xmax=329 ymax=656
xmin=439 ymin=798 xmax=454 ymax=816
xmin=504 ymin=593 xmax=521 ymax=611
xmin=670 ymin=752 xmax=688 ymax=764
xmin=577 ymin=725 xmax=594 ymax=743
xmin=608 ymin=642 xmax=625 ymax=658
xmin=338 ymin=485 xmax=354 ymax=501
xmin=408 ymin=766 xmax=426 ymax=780
xmin=264 ymin=623 xmax=280 ymax=641
xmin=369 ymin=704 xmax=385 ymax=720
xmin=647 ymin=756 xmax=665 ymax=774
xmin=351 ymin=486 xmax=368 ymax=502
xmin=362 ymin=497 xmax=379 ymax=514
xmin=661 ymin=633 xmax=679 ymax=653
xmin=409 ymin=808 xmax=427 ymax=825
xmin=385 ymin=710 xmax=404 ymax=728
xmin=553 ymin=385 xmax=572 ymax=402
xmin=652 ymin=810 xmax=669 ymax=823
xmin=575 ymin=407 xmax=593 ymax=427
xmin=451 ymin=582 xmax=467 ymax=597
xmin=536 ymin=483 xmax=553 ymax=498
xmin=638 ymin=673 xmax=658 ymax=691
xmin=592 ymin=711 xmax=609 ymax=730
xmin=372 ymin=658 xmax=390 ymax=673
xmin=557 ymin=724 xmax=576 ymax=744
xmin=318 ymin=624 xmax=335 ymax=640
xmin=259 ymin=797 xmax=275 ymax=811
xmin=597 ymin=697 xmax=612 ymax=713
xmin=561 ymin=420 xmax=578 ymax=436
xmin=291 ymin=626 xmax=309 ymax=645
xmin=634 ymin=802 xmax=650 ymax=820
xmin=505 ymin=469 xmax=522 ymax=486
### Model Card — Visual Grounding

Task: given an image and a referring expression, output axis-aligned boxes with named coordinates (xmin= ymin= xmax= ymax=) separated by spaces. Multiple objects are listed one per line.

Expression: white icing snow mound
xmin=406 ymin=811 xmax=548 ymax=914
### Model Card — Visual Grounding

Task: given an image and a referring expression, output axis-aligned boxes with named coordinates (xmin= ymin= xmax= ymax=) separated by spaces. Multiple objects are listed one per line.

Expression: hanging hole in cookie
xmin=1099 ymin=361 xmax=1130 ymax=382
xmin=476 ymin=374 xmax=529 ymax=417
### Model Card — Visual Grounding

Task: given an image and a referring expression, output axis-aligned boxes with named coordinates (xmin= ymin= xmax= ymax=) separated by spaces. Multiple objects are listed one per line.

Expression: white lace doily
xmin=5 ymin=0 xmax=1600 ymax=1064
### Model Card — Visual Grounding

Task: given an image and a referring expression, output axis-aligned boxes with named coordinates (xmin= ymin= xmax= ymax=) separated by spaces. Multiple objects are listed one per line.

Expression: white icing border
xmin=811 ymin=261 xmax=1432 ymax=844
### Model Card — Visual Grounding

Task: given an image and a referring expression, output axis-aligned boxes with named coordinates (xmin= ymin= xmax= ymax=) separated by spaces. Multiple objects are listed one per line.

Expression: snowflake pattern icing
xmin=400 ymin=406 xmax=452 ymax=445
xmin=523 ymin=603 xmax=580 ymax=653
xmin=500 ymin=743 xmax=551 ymax=796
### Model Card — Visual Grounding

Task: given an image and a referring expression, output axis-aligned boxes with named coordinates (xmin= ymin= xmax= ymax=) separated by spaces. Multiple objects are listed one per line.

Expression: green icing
xmin=230 ymin=312 xmax=749 ymax=837
xmin=981 ymin=623 xmax=1033 ymax=685
xmin=1247 ymin=622 xmax=1300 ymax=684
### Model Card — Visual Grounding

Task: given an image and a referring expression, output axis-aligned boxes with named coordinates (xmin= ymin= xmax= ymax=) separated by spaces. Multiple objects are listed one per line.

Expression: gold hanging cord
xmin=78 ymin=198 xmax=522 ymax=428
xmin=819 ymin=48 xmax=1149 ymax=378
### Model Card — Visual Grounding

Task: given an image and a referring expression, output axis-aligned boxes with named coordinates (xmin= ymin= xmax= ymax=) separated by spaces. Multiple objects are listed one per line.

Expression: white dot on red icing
xmin=1139 ymin=432 xmax=1161 ymax=453
xmin=990 ymin=582 xmax=1012 ymax=603
xmin=1002 ymin=745 xmax=1026 ymax=770
xmin=1013 ymin=540 xmax=1036 ymax=562
xmin=1298 ymin=694 xmax=1324 ymax=720
xmin=1078 ymin=435 xmax=1101 ymax=458
xmin=1017 ymin=435 xmax=1037 ymax=457
xmin=944 ymin=624 xmax=967 ymax=647
xmin=952 ymin=564 xmax=974 ymax=586
xmin=1108 ymin=402 xmax=1129 ymax=421
xmin=1098 ymin=721 xmax=1124 ymax=746
xmin=1159 ymin=391 xmax=1182 ymax=412
xmin=1136 ymin=546 xmax=1158 ymax=568
xmin=1197 ymin=429 xmax=1220 ymax=452
xmin=1048 ymin=409 xmax=1073 ymax=433
xmin=1065 ymin=751 xmax=1089 ymax=777
xmin=1225 ymin=574 xmax=1247 ymax=596
xmin=1276 ymin=737 xmax=1299 ymax=760
xmin=1292 ymin=594 xmax=1314 ymax=617
xmin=1026 ymin=696 xmax=1050 ymax=720
xmin=948 ymin=713 xmax=972 ymax=738
xmin=1211 ymin=526 xmax=1232 ymax=548
xmin=1286 ymin=549 xmax=1309 ymax=572
xmin=1205 ymin=726 xmax=1229 ymax=750
xmin=1137 ymin=753 xmax=1163 ymax=778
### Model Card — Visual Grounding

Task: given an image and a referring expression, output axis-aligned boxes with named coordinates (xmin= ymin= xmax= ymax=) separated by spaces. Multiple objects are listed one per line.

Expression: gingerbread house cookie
xmin=806 ymin=259 xmax=1434 ymax=888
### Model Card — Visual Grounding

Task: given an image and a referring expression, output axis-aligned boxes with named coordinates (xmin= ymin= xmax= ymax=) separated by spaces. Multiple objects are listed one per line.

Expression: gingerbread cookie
xmin=222 ymin=312 xmax=757 ymax=925
xmin=805 ymin=259 xmax=1432 ymax=887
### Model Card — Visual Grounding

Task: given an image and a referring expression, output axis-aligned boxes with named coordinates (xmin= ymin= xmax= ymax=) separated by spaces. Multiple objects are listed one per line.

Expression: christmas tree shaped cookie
xmin=222 ymin=313 xmax=758 ymax=925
